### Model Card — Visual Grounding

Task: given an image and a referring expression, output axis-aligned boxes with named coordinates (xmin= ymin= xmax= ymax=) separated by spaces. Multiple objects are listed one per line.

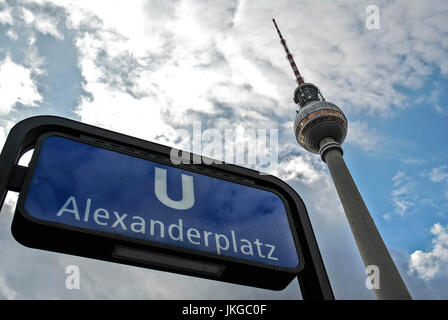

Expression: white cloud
xmin=434 ymin=105 xmax=446 ymax=115
xmin=75 ymin=81 xmax=173 ymax=143
xmin=393 ymin=199 xmax=413 ymax=215
xmin=0 ymin=6 xmax=13 ymax=25
xmin=390 ymin=170 xmax=417 ymax=216
xmin=393 ymin=170 xmax=405 ymax=183
xmin=392 ymin=183 xmax=412 ymax=197
xmin=428 ymin=166 xmax=448 ymax=183
xmin=428 ymin=89 xmax=447 ymax=115
xmin=68 ymin=0 xmax=280 ymax=151
xmin=57 ymin=0 xmax=168 ymax=55
xmin=427 ymin=166 xmax=448 ymax=200
xmin=402 ymin=157 xmax=425 ymax=165
xmin=21 ymin=7 xmax=35 ymax=24
xmin=270 ymin=151 xmax=350 ymax=227
xmin=72 ymin=24 xmax=175 ymax=143
xmin=34 ymin=15 xmax=63 ymax=40
xmin=409 ymin=223 xmax=448 ymax=280
xmin=345 ymin=121 xmax=382 ymax=152
xmin=22 ymin=44 xmax=46 ymax=76
xmin=0 ymin=275 xmax=17 ymax=299
xmin=428 ymin=88 xmax=441 ymax=105
xmin=0 ymin=55 xmax=42 ymax=115
xmin=14 ymin=4 xmax=64 ymax=40
xmin=59 ymin=0 xmax=448 ymax=121
xmin=5 ymin=29 xmax=18 ymax=40
xmin=272 ymin=154 xmax=325 ymax=184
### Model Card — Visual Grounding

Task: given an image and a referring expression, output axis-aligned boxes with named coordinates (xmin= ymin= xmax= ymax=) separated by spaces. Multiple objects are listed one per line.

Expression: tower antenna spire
xmin=272 ymin=18 xmax=304 ymax=85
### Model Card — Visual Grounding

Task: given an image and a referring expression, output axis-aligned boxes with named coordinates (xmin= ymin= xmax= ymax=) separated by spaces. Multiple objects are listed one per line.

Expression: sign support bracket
xmin=7 ymin=165 xmax=27 ymax=193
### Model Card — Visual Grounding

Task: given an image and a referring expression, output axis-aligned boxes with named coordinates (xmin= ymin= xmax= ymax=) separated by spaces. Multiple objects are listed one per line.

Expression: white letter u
xmin=154 ymin=167 xmax=195 ymax=210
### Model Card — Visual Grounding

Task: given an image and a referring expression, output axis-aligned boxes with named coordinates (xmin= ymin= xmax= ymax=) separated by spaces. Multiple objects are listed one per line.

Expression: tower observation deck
xmin=272 ymin=19 xmax=348 ymax=157
xmin=272 ymin=18 xmax=412 ymax=300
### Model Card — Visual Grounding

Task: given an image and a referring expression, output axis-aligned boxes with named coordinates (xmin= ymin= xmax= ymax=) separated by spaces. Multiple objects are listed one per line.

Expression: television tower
xmin=272 ymin=19 xmax=411 ymax=300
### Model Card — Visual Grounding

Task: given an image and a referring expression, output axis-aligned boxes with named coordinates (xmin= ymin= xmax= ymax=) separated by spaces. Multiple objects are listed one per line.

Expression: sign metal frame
xmin=0 ymin=116 xmax=334 ymax=299
xmin=17 ymin=131 xmax=304 ymax=274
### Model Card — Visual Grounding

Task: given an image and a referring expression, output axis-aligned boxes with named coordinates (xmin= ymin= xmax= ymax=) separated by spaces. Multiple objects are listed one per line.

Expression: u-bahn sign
xmin=21 ymin=134 xmax=300 ymax=271
xmin=0 ymin=116 xmax=333 ymax=298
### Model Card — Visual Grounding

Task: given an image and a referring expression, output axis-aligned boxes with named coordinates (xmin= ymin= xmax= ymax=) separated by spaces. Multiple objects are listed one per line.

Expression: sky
xmin=0 ymin=0 xmax=447 ymax=299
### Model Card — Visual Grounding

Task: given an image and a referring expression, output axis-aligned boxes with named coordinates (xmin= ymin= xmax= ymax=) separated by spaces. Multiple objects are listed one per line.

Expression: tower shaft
xmin=319 ymin=138 xmax=412 ymax=299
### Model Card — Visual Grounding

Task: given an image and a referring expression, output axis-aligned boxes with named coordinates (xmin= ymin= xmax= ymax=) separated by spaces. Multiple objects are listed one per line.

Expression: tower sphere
xmin=294 ymin=100 xmax=348 ymax=154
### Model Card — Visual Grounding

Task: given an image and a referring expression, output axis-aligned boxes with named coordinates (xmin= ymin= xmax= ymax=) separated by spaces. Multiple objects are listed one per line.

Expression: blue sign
xmin=23 ymin=135 xmax=300 ymax=269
